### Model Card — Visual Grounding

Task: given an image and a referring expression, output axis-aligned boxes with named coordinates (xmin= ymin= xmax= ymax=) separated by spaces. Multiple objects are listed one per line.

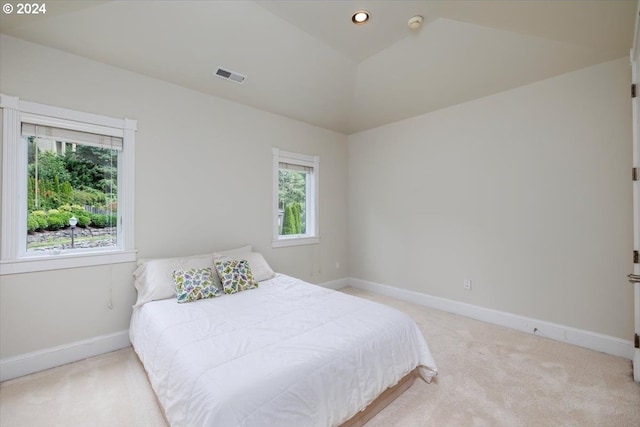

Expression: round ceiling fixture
xmin=408 ymin=15 xmax=423 ymax=30
xmin=352 ymin=10 xmax=370 ymax=25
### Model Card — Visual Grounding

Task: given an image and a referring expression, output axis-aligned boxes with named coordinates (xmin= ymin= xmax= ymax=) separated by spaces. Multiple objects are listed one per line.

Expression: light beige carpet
xmin=1 ymin=287 xmax=639 ymax=427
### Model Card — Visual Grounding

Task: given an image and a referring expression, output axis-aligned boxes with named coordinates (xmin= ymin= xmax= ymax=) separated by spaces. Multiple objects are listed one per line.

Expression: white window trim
xmin=0 ymin=94 xmax=137 ymax=275
xmin=272 ymin=148 xmax=320 ymax=248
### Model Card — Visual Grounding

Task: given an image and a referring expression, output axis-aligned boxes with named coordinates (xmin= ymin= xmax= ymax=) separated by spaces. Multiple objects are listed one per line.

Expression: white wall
xmin=0 ymin=35 xmax=349 ymax=358
xmin=348 ymin=58 xmax=634 ymax=340
xmin=0 ymin=32 xmax=633 ymax=362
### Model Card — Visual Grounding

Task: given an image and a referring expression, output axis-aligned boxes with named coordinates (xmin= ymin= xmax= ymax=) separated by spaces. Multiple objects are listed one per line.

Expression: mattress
xmin=129 ymin=273 xmax=438 ymax=427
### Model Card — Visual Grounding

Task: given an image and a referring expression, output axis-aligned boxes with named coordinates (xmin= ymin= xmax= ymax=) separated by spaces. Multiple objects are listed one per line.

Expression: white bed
xmin=130 ymin=272 xmax=438 ymax=427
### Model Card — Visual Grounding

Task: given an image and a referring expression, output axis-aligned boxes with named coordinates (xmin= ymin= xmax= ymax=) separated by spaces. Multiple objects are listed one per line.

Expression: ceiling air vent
xmin=214 ymin=67 xmax=246 ymax=84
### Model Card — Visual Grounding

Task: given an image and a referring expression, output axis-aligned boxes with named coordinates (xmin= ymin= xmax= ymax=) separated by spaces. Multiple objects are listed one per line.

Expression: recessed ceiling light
xmin=352 ymin=10 xmax=370 ymax=25
xmin=408 ymin=15 xmax=423 ymax=30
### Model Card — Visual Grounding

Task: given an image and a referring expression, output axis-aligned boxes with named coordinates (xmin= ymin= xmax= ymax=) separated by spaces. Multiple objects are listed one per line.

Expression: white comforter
xmin=130 ymin=274 xmax=437 ymax=427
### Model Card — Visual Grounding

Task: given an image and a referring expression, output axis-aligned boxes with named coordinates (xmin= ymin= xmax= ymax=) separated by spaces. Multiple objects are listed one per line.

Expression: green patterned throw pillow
xmin=173 ymin=267 xmax=221 ymax=303
xmin=215 ymin=260 xmax=258 ymax=295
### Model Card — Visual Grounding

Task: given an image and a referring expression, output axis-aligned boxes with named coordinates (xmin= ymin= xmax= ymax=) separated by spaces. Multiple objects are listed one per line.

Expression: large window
xmin=24 ymin=124 xmax=120 ymax=253
xmin=0 ymin=95 xmax=136 ymax=275
xmin=272 ymin=148 xmax=319 ymax=248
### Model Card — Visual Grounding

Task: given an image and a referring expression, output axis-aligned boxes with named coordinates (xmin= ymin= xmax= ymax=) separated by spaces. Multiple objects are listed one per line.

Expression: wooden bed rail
xmin=339 ymin=369 xmax=419 ymax=427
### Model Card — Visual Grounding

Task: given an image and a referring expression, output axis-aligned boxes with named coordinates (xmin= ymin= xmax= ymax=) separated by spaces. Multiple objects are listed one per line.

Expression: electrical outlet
xmin=335 ymin=261 xmax=340 ymax=270
xmin=464 ymin=279 xmax=472 ymax=290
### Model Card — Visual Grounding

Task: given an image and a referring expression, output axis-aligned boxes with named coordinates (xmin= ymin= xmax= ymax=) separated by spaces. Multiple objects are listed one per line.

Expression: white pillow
xmin=213 ymin=245 xmax=252 ymax=257
xmin=214 ymin=251 xmax=275 ymax=283
xmin=133 ymin=253 xmax=215 ymax=307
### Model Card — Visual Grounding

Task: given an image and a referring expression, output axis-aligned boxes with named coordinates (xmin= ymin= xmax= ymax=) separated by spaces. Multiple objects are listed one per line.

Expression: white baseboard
xmin=0 ymin=330 xmax=130 ymax=382
xmin=319 ymin=277 xmax=349 ymax=290
xmin=349 ymin=278 xmax=634 ymax=360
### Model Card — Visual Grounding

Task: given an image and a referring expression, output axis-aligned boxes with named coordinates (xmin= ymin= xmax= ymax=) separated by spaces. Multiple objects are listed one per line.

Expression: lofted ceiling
xmin=0 ymin=0 xmax=636 ymax=134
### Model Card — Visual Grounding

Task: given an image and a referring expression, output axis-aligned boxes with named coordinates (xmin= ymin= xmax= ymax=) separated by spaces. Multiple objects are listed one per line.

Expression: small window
xmin=0 ymin=95 xmax=136 ymax=275
xmin=272 ymin=148 xmax=319 ymax=248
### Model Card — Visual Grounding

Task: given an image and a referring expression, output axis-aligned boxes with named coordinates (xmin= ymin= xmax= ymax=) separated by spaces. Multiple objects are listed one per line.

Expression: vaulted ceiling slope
xmin=0 ymin=1 xmax=636 ymax=134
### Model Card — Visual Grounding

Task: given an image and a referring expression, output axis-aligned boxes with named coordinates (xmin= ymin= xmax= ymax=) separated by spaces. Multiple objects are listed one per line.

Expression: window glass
xmin=25 ymin=132 xmax=118 ymax=253
xmin=272 ymin=148 xmax=319 ymax=248
xmin=278 ymin=168 xmax=308 ymax=236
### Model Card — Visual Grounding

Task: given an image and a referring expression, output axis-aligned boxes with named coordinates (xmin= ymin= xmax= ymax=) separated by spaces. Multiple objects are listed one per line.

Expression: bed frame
xmin=339 ymin=369 xmax=419 ymax=427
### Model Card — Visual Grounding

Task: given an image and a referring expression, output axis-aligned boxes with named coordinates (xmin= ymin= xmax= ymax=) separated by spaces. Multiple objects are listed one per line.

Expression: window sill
xmin=0 ymin=250 xmax=137 ymax=275
xmin=272 ymin=236 xmax=320 ymax=248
